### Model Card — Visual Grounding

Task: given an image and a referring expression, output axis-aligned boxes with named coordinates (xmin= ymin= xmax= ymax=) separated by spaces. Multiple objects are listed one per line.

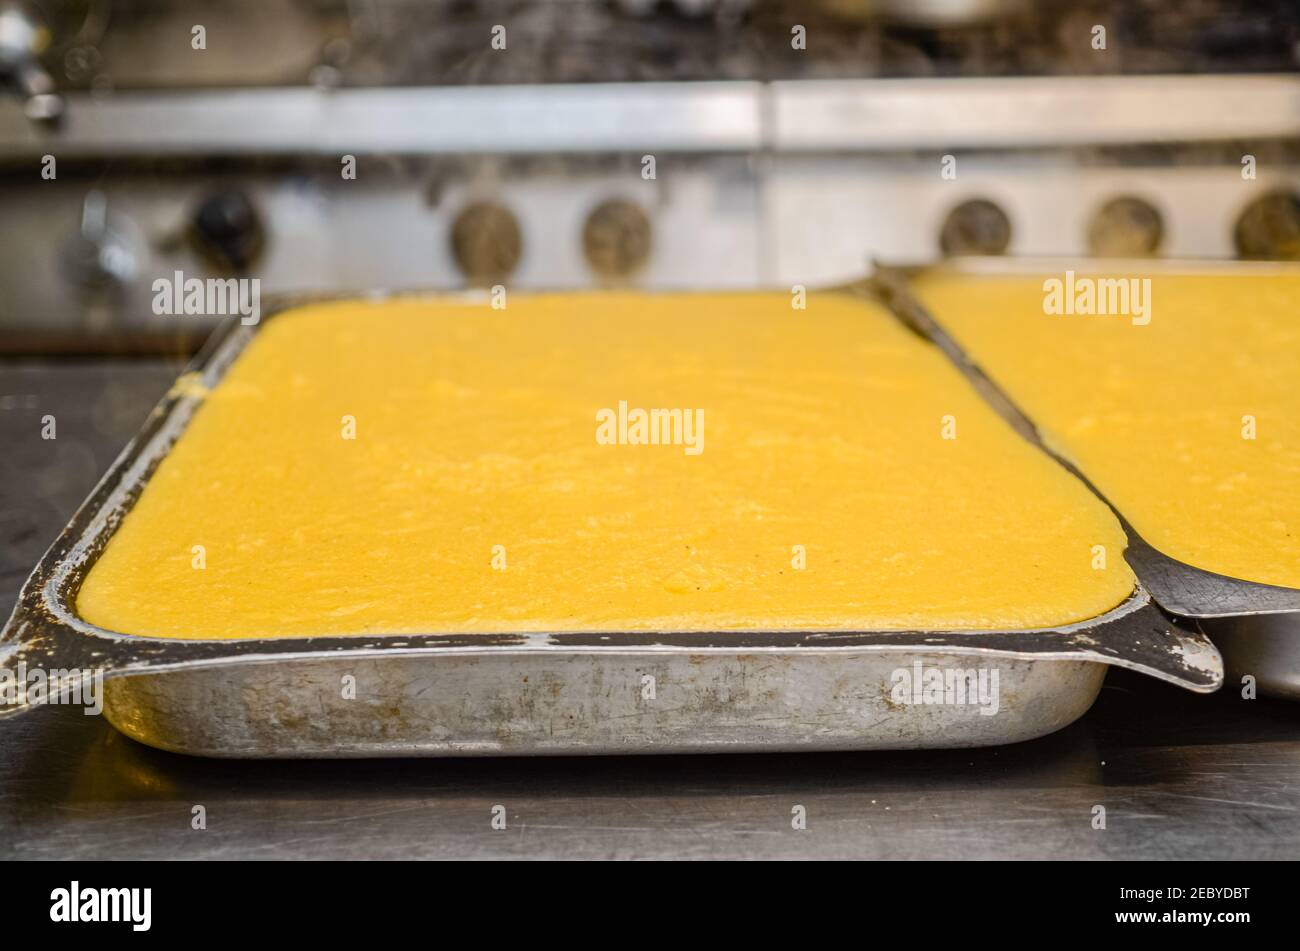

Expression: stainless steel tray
xmin=0 ymin=292 xmax=1223 ymax=757
xmin=872 ymin=257 xmax=1300 ymax=698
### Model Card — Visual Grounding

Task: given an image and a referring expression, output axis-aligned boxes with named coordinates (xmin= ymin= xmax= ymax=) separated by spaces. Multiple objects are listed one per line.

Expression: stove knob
xmin=450 ymin=201 xmax=522 ymax=286
xmin=1234 ymin=190 xmax=1300 ymax=260
xmin=1087 ymin=196 xmax=1163 ymax=257
xmin=939 ymin=199 xmax=1012 ymax=256
xmin=189 ymin=189 xmax=265 ymax=272
xmin=583 ymin=199 xmax=652 ymax=280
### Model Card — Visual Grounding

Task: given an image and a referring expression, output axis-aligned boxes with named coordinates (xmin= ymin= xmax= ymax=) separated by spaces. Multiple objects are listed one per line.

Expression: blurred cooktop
xmin=26 ymin=0 xmax=1300 ymax=89
xmin=3 ymin=0 xmax=1300 ymax=350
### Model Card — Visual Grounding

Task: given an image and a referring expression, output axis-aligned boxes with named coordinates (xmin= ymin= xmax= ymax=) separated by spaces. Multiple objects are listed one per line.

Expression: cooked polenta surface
xmin=914 ymin=271 xmax=1300 ymax=589
xmin=77 ymin=292 xmax=1133 ymax=639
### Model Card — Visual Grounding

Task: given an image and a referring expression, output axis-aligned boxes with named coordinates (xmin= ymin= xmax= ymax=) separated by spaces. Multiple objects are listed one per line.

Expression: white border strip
xmin=771 ymin=75 xmax=1300 ymax=150
xmin=2 ymin=75 xmax=1298 ymax=157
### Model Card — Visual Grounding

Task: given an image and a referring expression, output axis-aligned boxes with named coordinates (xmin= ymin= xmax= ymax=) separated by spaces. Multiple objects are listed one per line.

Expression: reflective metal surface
xmin=770 ymin=76 xmax=1300 ymax=151
xmin=1201 ymin=615 xmax=1300 ymax=702
xmin=0 ymin=83 xmax=768 ymax=157
xmin=5 ymin=76 xmax=1300 ymax=157
xmin=101 ymin=652 xmax=1109 ymax=758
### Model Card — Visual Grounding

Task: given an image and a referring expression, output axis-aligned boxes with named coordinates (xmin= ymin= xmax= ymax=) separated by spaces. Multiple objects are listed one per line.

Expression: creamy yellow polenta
xmin=914 ymin=271 xmax=1300 ymax=589
xmin=77 ymin=292 xmax=1134 ymax=638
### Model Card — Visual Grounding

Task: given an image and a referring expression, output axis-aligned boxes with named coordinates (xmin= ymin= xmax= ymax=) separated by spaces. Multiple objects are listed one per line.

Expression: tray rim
xmin=0 ymin=288 xmax=1225 ymax=719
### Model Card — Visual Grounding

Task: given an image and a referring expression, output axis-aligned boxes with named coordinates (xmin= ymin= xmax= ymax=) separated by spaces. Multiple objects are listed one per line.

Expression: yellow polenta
xmin=76 ymin=292 xmax=1133 ymax=639
xmin=914 ymin=271 xmax=1300 ymax=589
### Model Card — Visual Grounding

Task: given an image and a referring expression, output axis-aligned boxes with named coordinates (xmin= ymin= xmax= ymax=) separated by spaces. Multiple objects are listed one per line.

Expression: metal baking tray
xmin=872 ymin=257 xmax=1300 ymax=699
xmin=0 ymin=291 xmax=1222 ymax=757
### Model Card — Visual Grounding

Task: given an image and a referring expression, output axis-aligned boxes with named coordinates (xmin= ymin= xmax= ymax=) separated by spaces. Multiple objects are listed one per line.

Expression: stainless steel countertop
xmin=2 ymin=359 xmax=1298 ymax=860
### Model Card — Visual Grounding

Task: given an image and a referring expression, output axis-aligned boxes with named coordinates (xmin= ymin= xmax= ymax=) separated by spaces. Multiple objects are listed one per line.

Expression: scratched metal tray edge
xmin=868 ymin=256 xmax=1299 ymax=697
xmin=98 ymin=654 xmax=1112 ymax=758
xmin=0 ymin=288 xmax=1223 ymax=756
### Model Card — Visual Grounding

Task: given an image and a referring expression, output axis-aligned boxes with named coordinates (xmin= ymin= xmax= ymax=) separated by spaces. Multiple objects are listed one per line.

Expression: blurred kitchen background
xmin=2 ymin=0 xmax=1300 ymax=351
